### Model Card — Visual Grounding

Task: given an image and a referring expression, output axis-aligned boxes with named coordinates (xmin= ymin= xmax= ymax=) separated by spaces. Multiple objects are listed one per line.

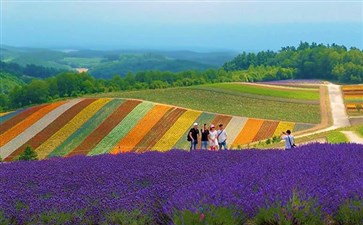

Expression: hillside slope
xmin=0 ymin=98 xmax=314 ymax=161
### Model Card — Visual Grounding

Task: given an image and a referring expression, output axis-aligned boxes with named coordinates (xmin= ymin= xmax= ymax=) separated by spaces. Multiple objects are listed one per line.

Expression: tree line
xmin=0 ymin=61 xmax=66 ymax=79
xmin=223 ymin=42 xmax=363 ymax=83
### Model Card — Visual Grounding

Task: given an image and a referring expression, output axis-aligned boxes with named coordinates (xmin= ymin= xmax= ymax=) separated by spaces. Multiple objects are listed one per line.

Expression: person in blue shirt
xmin=281 ymin=130 xmax=296 ymax=150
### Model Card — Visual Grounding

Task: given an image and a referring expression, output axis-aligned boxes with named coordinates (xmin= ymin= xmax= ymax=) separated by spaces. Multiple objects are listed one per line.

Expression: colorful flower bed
xmin=0 ymin=99 xmax=82 ymax=160
xmin=5 ymin=99 xmax=95 ymax=161
xmin=152 ymin=110 xmax=201 ymax=151
xmin=233 ymin=119 xmax=264 ymax=146
xmin=50 ymin=99 xmax=124 ymax=157
xmin=111 ymin=105 xmax=172 ymax=154
xmin=1 ymin=98 xmax=311 ymax=160
xmin=0 ymin=104 xmax=46 ymax=133
xmin=0 ymin=101 xmax=65 ymax=148
xmin=253 ymin=120 xmax=279 ymax=142
xmin=273 ymin=121 xmax=295 ymax=136
xmin=134 ymin=108 xmax=186 ymax=152
xmin=342 ymin=85 xmax=363 ymax=115
xmin=173 ymin=112 xmax=216 ymax=150
xmin=68 ymin=100 xmax=138 ymax=156
xmin=0 ymin=109 xmax=25 ymax=125
xmin=89 ymin=102 xmax=154 ymax=155
xmin=0 ymin=143 xmax=361 ymax=224
xmin=35 ymin=99 xmax=110 ymax=159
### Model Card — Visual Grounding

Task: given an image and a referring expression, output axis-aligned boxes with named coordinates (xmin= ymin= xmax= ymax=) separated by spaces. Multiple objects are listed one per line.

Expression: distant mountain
xmin=1 ymin=45 xmax=238 ymax=78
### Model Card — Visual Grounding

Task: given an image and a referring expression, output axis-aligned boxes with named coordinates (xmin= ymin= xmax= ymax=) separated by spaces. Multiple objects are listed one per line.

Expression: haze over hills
xmin=1 ymin=45 xmax=237 ymax=78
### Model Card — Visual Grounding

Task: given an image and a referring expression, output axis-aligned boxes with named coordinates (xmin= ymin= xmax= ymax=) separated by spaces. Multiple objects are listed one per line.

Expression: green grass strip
xmin=92 ymin=88 xmax=321 ymax=124
xmin=173 ymin=112 xmax=215 ymax=150
xmin=49 ymin=99 xmax=125 ymax=157
xmin=327 ymin=131 xmax=348 ymax=144
xmin=88 ymin=101 xmax=154 ymax=155
xmin=357 ymin=126 xmax=363 ymax=137
xmin=202 ymin=83 xmax=320 ymax=101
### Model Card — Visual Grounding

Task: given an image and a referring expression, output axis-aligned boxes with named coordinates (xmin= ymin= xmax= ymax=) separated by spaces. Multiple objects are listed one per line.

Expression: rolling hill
xmin=0 ymin=97 xmax=314 ymax=161
xmin=94 ymin=82 xmax=322 ymax=124
xmin=1 ymin=45 xmax=237 ymax=78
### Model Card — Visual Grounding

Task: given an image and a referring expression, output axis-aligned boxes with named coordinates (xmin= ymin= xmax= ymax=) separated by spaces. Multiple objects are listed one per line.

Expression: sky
xmin=1 ymin=0 xmax=362 ymax=51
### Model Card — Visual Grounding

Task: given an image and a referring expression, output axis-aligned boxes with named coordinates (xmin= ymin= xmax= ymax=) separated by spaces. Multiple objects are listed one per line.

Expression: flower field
xmin=0 ymin=101 xmax=65 ymax=148
xmin=342 ymin=85 xmax=363 ymax=115
xmin=0 ymin=98 xmax=314 ymax=160
xmin=111 ymin=105 xmax=172 ymax=154
xmin=0 ymin=143 xmax=361 ymax=224
xmin=35 ymin=98 xmax=111 ymax=159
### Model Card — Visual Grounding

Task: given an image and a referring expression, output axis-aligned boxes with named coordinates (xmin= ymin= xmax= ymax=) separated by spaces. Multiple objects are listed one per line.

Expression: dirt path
xmin=327 ymin=83 xmax=350 ymax=128
xmin=341 ymin=131 xmax=363 ymax=144
xmin=296 ymin=83 xmax=350 ymax=138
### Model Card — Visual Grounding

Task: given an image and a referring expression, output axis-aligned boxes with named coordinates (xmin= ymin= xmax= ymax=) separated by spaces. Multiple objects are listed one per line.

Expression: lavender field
xmin=0 ymin=143 xmax=362 ymax=224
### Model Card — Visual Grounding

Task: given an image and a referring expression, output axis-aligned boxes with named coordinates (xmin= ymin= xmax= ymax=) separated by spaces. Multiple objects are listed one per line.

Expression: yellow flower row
xmin=152 ymin=110 xmax=201 ymax=151
xmin=273 ymin=121 xmax=295 ymax=136
xmin=35 ymin=98 xmax=111 ymax=159
xmin=0 ymin=111 xmax=11 ymax=117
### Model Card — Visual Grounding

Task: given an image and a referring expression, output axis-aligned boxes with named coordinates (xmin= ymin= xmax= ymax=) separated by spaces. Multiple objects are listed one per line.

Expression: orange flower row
xmin=233 ymin=119 xmax=264 ymax=146
xmin=0 ymin=101 xmax=65 ymax=148
xmin=111 ymin=105 xmax=172 ymax=154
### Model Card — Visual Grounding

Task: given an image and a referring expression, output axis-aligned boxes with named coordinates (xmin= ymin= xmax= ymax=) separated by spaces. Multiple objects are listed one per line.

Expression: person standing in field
xmin=217 ymin=124 xmax=228 ymax=150
xmin=281 ymin=130 xmax=296 ymax=150
xmin=208 ymin=124 xmax=218 ymax=151
xmin=189 ymin=122 xmax=200 ymax=151
xmin=200 ymin=124 xmax=209 ymax=150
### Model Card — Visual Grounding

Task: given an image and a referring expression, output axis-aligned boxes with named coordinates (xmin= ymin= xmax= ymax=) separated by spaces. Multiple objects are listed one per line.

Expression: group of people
xmin=188 ymin=123 xmax=295 ymax=151
xmin=188 ymin=123 xmax=228 ymax=151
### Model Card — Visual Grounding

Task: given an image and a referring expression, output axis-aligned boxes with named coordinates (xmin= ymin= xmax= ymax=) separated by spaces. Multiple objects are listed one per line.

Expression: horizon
xmin=1 ymin=1 xmax=362 ymax=52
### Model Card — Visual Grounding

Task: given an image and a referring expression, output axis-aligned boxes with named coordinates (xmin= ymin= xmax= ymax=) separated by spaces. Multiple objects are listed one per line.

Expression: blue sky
xmin=1 ymin=1 xmax=362 ymax=51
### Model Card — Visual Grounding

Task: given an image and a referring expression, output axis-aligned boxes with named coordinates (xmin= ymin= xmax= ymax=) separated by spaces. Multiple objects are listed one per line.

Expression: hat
xmin=193 ymin=122 xmax=198 ymax=126
xmin=210 ymin=124 xmax=215 ymax=128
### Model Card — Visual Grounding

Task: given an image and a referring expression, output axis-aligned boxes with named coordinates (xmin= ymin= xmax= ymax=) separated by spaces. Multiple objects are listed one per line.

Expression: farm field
xmin=342 ymin=85 xmax=363 ymax=116
xmin=0 ymin=98 xmax=315 ymax=161
xmin=0 ymin=144 xmax=361 ymax=224
xmin=201 ymin=83 xmax=320 ymax=101
xmin=94 ymin=83 xmax=321 ymax=124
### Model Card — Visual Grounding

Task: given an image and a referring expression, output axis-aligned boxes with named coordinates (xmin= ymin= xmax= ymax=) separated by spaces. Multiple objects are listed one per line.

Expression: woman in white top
xmin=208 ymin=124 xmax=219 ymax=151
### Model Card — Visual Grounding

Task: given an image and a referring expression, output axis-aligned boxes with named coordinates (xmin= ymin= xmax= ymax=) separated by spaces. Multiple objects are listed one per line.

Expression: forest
xmin=0 ymin=42 xmax=362 ymax=111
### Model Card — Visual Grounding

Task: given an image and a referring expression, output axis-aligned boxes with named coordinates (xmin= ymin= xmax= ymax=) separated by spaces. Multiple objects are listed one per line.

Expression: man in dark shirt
xmin=189 ymin=122 xmax=200 ymax=151
xmin=200 ymin=124 xmax=209 ymax=150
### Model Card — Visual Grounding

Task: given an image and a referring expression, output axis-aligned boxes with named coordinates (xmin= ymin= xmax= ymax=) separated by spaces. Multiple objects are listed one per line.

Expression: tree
xmin=18 ymin=146 xmax=38 ymax=161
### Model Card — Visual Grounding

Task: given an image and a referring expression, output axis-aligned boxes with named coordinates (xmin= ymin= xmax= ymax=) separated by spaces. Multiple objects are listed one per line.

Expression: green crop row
xmin=88 ymin=102 xmax=154 ymax=155
xmin=49 ymin=99 xmax=124 ymax=157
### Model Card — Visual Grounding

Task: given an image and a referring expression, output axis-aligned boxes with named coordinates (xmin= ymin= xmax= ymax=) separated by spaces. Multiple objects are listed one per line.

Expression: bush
xmin=173 ymin=205 xmax=247 ymax=225
xmin=254 ymin=192 xmax=324 ymax=225
xmin=0 ymin=156 xmax=2 ymax=162
xmin=335 ymin=199 xmax=363 ymax=225
xmin=18 ymin=146 xmax=38 ymax=161
xmin=265 ymin=138 xmax=271 ymax=145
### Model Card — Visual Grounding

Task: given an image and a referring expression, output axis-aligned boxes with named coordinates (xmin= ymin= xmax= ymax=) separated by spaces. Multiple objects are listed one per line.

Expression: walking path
xmin=341 ymin=131 xmax=363 ymax=144
xmin=296 ymin=83 xmax=350 ymax=138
